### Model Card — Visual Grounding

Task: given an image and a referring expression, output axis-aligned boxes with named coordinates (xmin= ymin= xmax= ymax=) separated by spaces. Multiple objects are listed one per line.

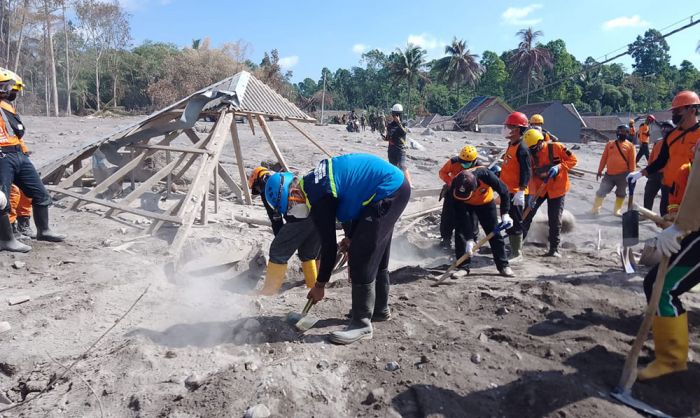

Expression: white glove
xmin=512 ymin=190 xmax=525 ymax=207
xmin=627 ymin=171 xmax=643 ymax=184
xmin=466 ymin=240 xmax=476 ymax=254
xmin=500 ymin=213 xmax=514 ymax=230
xmin=655 ymin=224 xmax=684 ymax=257
xmin=0 ymin=191 xmax=6 ymax=210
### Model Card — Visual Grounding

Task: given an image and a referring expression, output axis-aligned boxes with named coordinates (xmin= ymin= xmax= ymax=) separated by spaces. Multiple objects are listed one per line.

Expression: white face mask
xmin=287 ymin=201 xmax=310 ymax=219
xmin=501 ymin=126 xmax=511 ymax=138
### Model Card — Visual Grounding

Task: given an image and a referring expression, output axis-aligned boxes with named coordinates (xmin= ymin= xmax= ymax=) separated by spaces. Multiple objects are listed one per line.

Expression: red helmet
xmin=646 ymin=115 xmax=656 ymax=123
xmin=504 ymin=112 xmax=528 ymax=128
xmin=670 ymin=90 xmax=700 ymax=110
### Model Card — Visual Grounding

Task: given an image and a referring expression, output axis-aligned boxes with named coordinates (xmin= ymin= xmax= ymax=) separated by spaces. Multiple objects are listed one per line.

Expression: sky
xmin=119 ymin=0 xmax=700 ymax=84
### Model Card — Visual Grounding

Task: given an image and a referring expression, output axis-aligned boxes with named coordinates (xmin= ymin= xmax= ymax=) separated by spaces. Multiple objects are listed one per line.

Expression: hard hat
xmin=452 ymin=170 xmax=477 ymax=201
xmin=670 ymin=90 xmax=700 ymax=110
xmin=628 ymin=119 xmax=634 ymax=125
xmin=459 ymin=145 xmax=478 ymax=162
xmin=646 ymin=114 xmax=656 ymax=123
xmin=616 ymin=124 xmax=630 ymax=133
xmin=0 ymin=67 xmax=23 ymax=92
xmin=248 ymin=166 xmax=272 ymax=194
xmin=529 ymin=114 xmax=544 ymax=125
xmin=504 ymin=112 xmax=529 ymax=128
xmin=265 ymin=172 xmax=296 ymax=215
xmin=391 ymin=103 xmax=403 ymax=113
xmin=522 ymin=128 xmax=544 ymax=148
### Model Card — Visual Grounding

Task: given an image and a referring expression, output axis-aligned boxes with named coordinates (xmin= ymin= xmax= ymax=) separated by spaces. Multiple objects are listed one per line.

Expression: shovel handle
xmin=432 ymin=230 xmax=498 ymax=286
xmin=523 ymin=180 xmax=549 ymax=220
xmin=627 ymin=178 xmax=636 ymax=211
xmin=301 ymin=298 xmax=315 ymax=315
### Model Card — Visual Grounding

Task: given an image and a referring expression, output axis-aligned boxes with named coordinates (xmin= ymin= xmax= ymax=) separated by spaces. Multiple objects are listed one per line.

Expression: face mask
xmin=672 ymin=111 xmax=683 ymax=125
xmin=532 ymin=125 xmax=543 ymax=132
xmin=501 ymin=126 xmax=511 ymax=138
xmin=616 ymin=133 xmax=626 ymax=141
xmin=461 ymin=161 xmax=475 ymax=169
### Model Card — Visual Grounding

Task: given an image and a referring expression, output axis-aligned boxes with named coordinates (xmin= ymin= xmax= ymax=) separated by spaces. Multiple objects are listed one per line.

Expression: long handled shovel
xmin=611 ymin=256 xmax=673 ymax=418
xmin=522 ymin=180 xmax=549 ymax=221
xmin=621 ymin=179 xmax=640 ymax=273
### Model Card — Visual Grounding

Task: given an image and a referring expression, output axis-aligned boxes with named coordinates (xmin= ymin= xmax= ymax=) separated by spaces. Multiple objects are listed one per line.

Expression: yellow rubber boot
xmin=638 ymin=313 xmax=689 ymax=380
xmin=259 ymin=262 xmax=287 ymax=296
xmin=302 ymin=260 xmax=318 ymax=288
xmin=590 ymin=196 xmax=604 ymax=215
xmin=613 ymin=197 xmax=625 ymax=217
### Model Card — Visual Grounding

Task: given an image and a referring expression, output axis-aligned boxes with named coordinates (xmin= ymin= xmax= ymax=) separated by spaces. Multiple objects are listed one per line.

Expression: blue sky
xmin=119 ymin=0 xmax=700 ymax=83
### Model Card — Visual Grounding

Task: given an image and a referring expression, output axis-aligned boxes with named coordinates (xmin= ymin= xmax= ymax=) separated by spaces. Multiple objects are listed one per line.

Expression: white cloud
xmin=352 ymin=43 xmax=368 ymax=54
xmin=407 ymin=33 xmax=442 ymax=50
xmin=278 ymin=55 xmax=299 ymax=70
xmin=501 ymin=4 xmax=543 ymax=26
xmin=602 ymin=15 xmax=650 ymax=30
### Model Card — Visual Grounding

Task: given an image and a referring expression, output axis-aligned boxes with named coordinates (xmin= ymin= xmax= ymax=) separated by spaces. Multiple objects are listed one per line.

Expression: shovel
xmin=621 ymin=179 xmax=639 ymax=273
xmin=286 ymin=299 xmax=319 ymax=332
xmin=522 ymin=179 xmax=549 ymax=221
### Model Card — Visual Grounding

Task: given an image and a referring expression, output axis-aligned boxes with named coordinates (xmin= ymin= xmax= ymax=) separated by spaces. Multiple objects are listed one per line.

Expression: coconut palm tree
xmin=433 ymin=38 xmax=482 ymax=104
xmin=387 ymin=44 xmax=429 ymax=118
xmin=509 ymin=27 xmax=552 ymax=104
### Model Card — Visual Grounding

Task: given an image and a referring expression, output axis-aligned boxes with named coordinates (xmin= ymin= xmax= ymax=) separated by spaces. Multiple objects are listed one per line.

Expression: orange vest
xmin=500 ymin=141 xmax=528 ymax=194
xmin=462 ymin=177 xmax=494 ymax=206
xmin=668 ymin=163 xmax=690 ymax=214
xmin=529 ymin=142 xmax=577 ymax=199
xmin=598 ymin=139 xmax=635 ymax=175
xmin=0 ymin=100 xmax=26 ymax=151
xmin=660 ymin=126 xmax=700 ymax=188
xmin=649 ymin=140 xmax=663 ymax=166
xmin=638 ymin=124 xmax=650 ymax=144
xmin=438 ymin=157 xmax=464 ymax=186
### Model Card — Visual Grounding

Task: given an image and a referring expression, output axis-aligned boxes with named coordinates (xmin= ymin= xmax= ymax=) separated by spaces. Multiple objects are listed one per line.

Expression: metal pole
xmin=320 ymin=72 xmax=326 ymax=125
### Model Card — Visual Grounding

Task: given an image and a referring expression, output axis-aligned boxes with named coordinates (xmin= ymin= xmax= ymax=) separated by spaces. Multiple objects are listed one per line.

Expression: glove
xmin=498 ymin=213 xmax=514 ymax=230
xmin=466 ymin=239 xmax=476 ymax=254
xmin=627 ymin=171 xmax=643 ymax=184
xmin=655 ymin=224 xmax=684 ymax=257
xmin=547 ymin=165 xmax=560 ymax=178
xmin=512 ymin=190 xmax=525 ymax=207
xmin=596 ymin=172 xmax=602 ymax=182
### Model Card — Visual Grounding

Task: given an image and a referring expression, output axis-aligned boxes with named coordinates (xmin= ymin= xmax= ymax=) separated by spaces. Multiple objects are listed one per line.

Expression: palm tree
xmin=387 ymin=44 xmax=429 ymax=118
xmin=509 ymin=28 xmax=552 ymax=104
xmin=433 ymin=38 xmax=482 ymax=104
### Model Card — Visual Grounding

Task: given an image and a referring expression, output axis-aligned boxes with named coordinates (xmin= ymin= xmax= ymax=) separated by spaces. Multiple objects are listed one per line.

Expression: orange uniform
xmin=439 ymin=157 xmax=465 ymax=187
xmin=649 ymin=140 xmax=663 ymax=165
xmin=668 ymin=163 xmax=690 ymax=214
xmin=462 ymin=178 xmax=494 ymax=206
xmin=0 ymin=100 xmax=25 ymax=149
xmin=500 ymin=140 xmax=531 ymax=194
xmin=0 ymin=100 xmax=32 ymax=221
xmin=645 ymin=124 xmax=700 ymax=188
xmin=9 ymin=185 xmax=32 ymax=223
xmin=638 ymin=123 xmax=650 ymax=144
xmin=597 ymin=139 xmax=636 ymax=175
xmin=629 ymin=126 xmax=636 ymax=139
xmin=529 ymin=142 xmax=577 ymax=199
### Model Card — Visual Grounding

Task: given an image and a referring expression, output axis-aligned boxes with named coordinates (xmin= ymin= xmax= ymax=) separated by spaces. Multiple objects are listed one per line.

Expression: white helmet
xmin=391 ymin=103 xmax=403 ymax=113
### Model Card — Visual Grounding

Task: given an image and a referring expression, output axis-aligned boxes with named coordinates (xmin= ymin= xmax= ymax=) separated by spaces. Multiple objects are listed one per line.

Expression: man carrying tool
xmin=501 ymin=112 xmax=532 ymax=261
xmin=529 ymin=114 xmax=559 ymax=142
xmin=450 ymin=166 xmax=515 ymax=277
xmin=643 ymin=121 xmax=674 ymax=212
xmin=248 ymin=166 xmax=321 ymax=296
xmin=591 ymin=124 xmax=636 ymax=216
xmin=437 ymin=145 xmax=479 ymax=250
xmin=628 ymin=90 xmax=700 ymax=216
xmin=636 ymin=115 xmax=654 ymax=165
xmin=522 ymin=128 xmax=578 ymax=257
xmin=384 ymin=103 xmax=412 ymax=187
xmin=637 ymin=144 xmax=700 ymax=381
xmin=265 ymin=153 xmax=410 ymax=345
xmin=0 ymin=68 xmax=63 ymax=252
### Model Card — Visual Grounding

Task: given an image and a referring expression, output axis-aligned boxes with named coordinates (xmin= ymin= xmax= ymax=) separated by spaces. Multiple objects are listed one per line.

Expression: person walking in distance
xmin=383 ymin=103 xmax=412 ymax=187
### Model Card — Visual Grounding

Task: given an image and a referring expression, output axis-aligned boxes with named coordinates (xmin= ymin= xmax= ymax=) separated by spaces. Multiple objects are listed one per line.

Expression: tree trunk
xmin=95 ymin=53 xmax=101 ymax=112
xmin=45 ymin=0 xmax=59 ymax=116
xmin=525 ymin=63 xmax=532 ymax=105
xmin=62 ymin=2 xmax=71 ymax=115
xmin=13 ymin=0 xmax=27 ymax=72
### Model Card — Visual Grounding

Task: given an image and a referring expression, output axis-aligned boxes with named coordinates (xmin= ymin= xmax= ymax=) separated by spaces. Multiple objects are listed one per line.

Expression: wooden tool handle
xmin=523 ymin=181 xmax=549 ymax=220
xmin=432 ymin=231 xmax=496 ymax=286
xmin=634 ymin=204 xmax=672 ymax=228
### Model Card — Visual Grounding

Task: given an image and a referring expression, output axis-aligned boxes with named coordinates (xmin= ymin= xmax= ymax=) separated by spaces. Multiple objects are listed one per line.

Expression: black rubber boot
xmin=33 ymin=205 xmax=64 ymax=242
xmin=0 ymin=214 xmax=31 ymax=252
xmin=16 ymin=216 xmax=36 ymax=239
xmin=373 ymin=269 xmax=391 ymax=321
xmin=330 ymin=282 xmax=374 ymax=345
xmin=11 ymin=221 xmax=25 ymax=239
xmin=544 ymin=246 xmax=561 ymax=258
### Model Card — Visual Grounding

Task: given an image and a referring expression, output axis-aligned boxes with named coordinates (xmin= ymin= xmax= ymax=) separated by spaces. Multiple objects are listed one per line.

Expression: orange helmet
xmin=248 ymin=166 xmax=272 ymax=195
xmin=670 ymin=90 xmax=700 ymax=110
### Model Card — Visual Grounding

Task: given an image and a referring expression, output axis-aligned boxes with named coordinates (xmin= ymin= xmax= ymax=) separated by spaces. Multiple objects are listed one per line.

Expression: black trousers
xmin=506 ymin=192 xmax=524 ymax=236
xmin=660 ymin=185 xmax=670 ymax=217
xmin=643 ymin=173 xmax=663 ymax=212
xmin=0 ymin=151 xmax=52 ymax=214
xmin=268 ymin=217 xmax=321 ymax=264
xmin=636 ymin=143 xmax=650 ymax=164
xmin=439 ymin=192 xmax=455 ymax=242
xmin=453 ymin=200 xmax=508 ymax=269
xmin=522 ymin=194 xmax=565 ymax=250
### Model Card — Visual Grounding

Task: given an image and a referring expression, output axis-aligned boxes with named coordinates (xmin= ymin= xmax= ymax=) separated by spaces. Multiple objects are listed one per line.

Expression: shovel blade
xmin=610 ymin=389 xmax=672 ymax=418
xmin=295 ymin=315 xmax=319 ymax=332
xmin=622 ymin=210 xmax=640 ymax=247
xmin=619 ymin=245 xmax=636 ymax=273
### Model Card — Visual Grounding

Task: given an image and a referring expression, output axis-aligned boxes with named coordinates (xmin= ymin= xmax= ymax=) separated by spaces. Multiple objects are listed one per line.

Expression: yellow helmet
xmin=522 ymin=128 xmax=544 ymax=148
xmin=529 ymin=114 xmax=544 ymax=125
xmin=459 ymin=145 xmax=478 ymax=162
xmin=0 ymin=68 xmax=24 ymax=92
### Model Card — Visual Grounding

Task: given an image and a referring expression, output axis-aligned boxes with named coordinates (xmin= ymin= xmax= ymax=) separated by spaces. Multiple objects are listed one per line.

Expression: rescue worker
xmin=437 ymin=145 xmax=479 ymax=249
xmin=638 ymin=144 xmax=700 ymax=380
xmin=628 ymin=90 xmax=700 ymax=216
xmin=0 ymin=68 xmax=63 ymax=252
xmin=521 ymin=128 xmax=578 ymax=257
xmin=248 ymin=166 xmax=321 ymax=295
xmin=501 ymin=112 xmax=532 ymax=261
xmin=378 ymin=112 xmax=386 ymax=136
xmin=636 ymin=115 xmax=654 ymax=164
xmin=451 ymin=167 xmax=515 ymax=277
xmin=10 ymin=185 xmax=33 ymax=238
xmin=384 ymin=103 xmax=411 ymax=187
xmin=643 ymin=120 xmax=674 ymax=212
xmin=529 ymin=114 xmax=559 ymax=142
xmin=591 ymin=124 xmax=636 ymax=216
xmin=628 ymin=119 xmax=636 ymax=144
xmin=360 ymin=113 xmax=366 ymax=131
xmin=266 ymin=153 xmax=410 ymax=345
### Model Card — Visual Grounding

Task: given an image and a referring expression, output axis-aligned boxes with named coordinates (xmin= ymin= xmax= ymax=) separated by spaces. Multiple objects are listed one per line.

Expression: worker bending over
xmin=438 ymin=145 xmax=479 ymax=249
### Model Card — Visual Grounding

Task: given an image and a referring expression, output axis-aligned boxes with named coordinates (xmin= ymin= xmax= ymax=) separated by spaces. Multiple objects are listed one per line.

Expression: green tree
xmin=477 ymin=51 xmax=507 ymax=97
xmin=629 ymin=29 xmax=670 ymax=77
xmin=509 ymin=27 xmax=552 ymax=104
xmin=431 ymin=38 xmax=481 ymax=105
xmin=386 ymin=44 xmax=428 ymax=118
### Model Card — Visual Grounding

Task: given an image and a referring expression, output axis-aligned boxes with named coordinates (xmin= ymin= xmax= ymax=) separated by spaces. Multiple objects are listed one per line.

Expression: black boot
xmin=16 ymin=216 xmax=36 ymax=239
xmin=544 ymin=246 xmax=561 ymax=258
xmin=33 ymin=205 xmax=64 ymax=242
xmin=330 ymin=282 xmax=374 ymax=345
xmin=0 ymin=214 xmax=31 ymax=252
xmin=373 ymin=269 xmax=391 ymax=321
xmin=11 ymin=221 xmax=25 ymax=239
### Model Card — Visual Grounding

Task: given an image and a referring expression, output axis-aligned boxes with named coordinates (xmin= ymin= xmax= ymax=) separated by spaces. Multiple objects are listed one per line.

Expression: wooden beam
xmin=213 ymin=167 xmax=219 ymax=214
xmin=71 ymin=160 xmax=83 ymax=187
xmin=47 ymin=185 xmax=182 ymax=224
xmin=57 ymin=163 xmax=92 ymax=189
xmin=200 ymin=189 xmax=208 ymax=225
xmin=149 ymin=196 xmax=184 ymax=235
xmin=183 ymin=127 xmax=242 ymax=199
xmin=286 ymin=119 xmax=333 ymax=157
xmin=256 ymin=114 xmax=289 ymax=172
xmin=246 ymin=114 xmax=256 ymax=135
xmin=230 ymin=121 xmax=253 ymax=205
xmin=128 ymin=144 xmax=213 ymax=155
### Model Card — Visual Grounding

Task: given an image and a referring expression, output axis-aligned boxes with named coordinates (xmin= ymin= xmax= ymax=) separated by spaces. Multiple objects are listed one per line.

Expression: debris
xmin=316 ymin=360 xmax=329 ymax=371
xmin=0 ymin=391 xmax=12 ymax=405
xmin=421 ymin=128 xmax=435 ymax=136
xmin=496 ymin=307 xmax=509 ymax=316
xmin=545 ymin=348 xmax=556 ymax=358
xmin=7 ymin=296 xmax=30 ymax=306
xmin=243 ymin=318 xmax=261 ymax=331
xmin=184 ymin=374 xmax=203 ymax=391
xmin=385 ymin=361 xmax=400 ymax=372
xmin=0 ymin=322 xmax=10 ymax=334
xmin=419 ymin=355 xmax=430 ymax=364
xmin=0 ymin=362 xmax=17 ymax=376
xmin=365 ymin=388 xmax=385 ymax=404
xmin=11 ymin=261 xmax=25 ymax=269
xmin=471 ymin=353 xmax=483 ymax=364
xmin=164 ymin=350 xmax=177 ymax=359
xmin=451 ymin=270 xmax=468 ymax=280
xmin=478 ymin=332 xmax=489 ymax=343
xmin=245 ymin=361 xmax=258 ymax=371
xmin=244 ymin=404 xmax=271 ymax=418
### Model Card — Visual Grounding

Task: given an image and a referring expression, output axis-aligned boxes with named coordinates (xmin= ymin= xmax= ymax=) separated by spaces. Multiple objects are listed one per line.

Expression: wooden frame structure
xmin=41 ymin=71 xmax=333 ymax=255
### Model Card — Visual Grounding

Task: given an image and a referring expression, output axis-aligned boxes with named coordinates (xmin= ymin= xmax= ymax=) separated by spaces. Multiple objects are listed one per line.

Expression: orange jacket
xmin=597 ymin=139 xmax=635 ymax=176
xmin=649 ymin=140 xmax=663 ymax=166
xmin=645 ymin=124 xmax=700 ymax=187
xmin=9 ymin=185 xmax=32 ymax=223
xmin=629 ymin=126 xmax=636 ymax=137
xmin=529 ymin=142 xmax=577 ymax=199
xmin=500 ymin=140 xmax=531 ymax=194
xmin=439 ymin=156 xmax=465 ymax=186
xmin=668 ymin=162 xmax=690 ymax=214
xmin=638 ymin=123 xmax=650 ymax=144
xmin=0 ymin=100 xmax=27 ymax=152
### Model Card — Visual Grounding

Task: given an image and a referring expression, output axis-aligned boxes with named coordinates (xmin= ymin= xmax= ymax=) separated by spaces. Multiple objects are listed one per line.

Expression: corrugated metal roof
xmin=453 ymin=96 xmax=512 ymax=128
xmin=581 ymin=116 xmax=627 ymax=131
